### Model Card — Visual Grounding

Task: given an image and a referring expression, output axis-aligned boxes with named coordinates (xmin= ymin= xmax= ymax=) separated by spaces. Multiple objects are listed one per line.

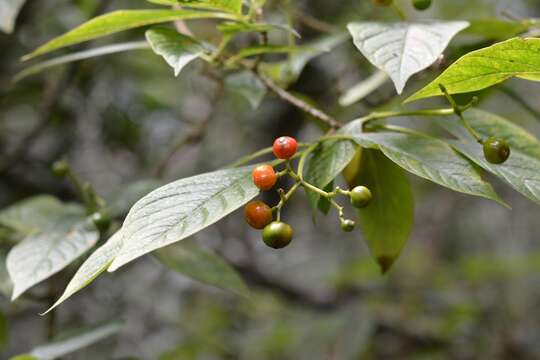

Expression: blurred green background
xmin=1 ymin=0 xmax=540 ymax=359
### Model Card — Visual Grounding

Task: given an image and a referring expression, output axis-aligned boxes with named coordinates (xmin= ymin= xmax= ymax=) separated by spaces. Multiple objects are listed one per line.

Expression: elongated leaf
xmin=109 ymin=166 xmax=259 ymax=271
xmin=225 ymin=71 xmax=267 ymax=109
xmin=0 ymin=0 xmax=25 ymax=33
xmin=148 ymin=0 xmax=243 ymax=15
xmin=12 ymin=322 xmax=122 ymax=360
xmin=440 ymin=109 xmax=540 ymax=205
xmin=15 ymin=41 xmax=149 ymax=82
xmin=354 ymin=150 xmax=414 ymax=273
xmin=339 ymin=71 xmax=389 ymax=107
xmin=260 ymin=33 xmax=348 ymax=86
xmin=0 ymin=196 xmax=81 ymax=235
xmin=464 ymin=18 xmax=528 ymax=40
xmin=155 ymin=241 xmax=249 ymax=297
xmin=347 ymin=21 xmax=469 ymax=94
xmin=43 ymin=231 xmax=124 ymax=314
xmin=23 ymin=9 xmax=235 ymax=60
xmin=107 ymin=179 xmax=163 ymax=217
xmin=406 ymin=38 xmax=540 ymax=102
xmin=342 ymin=125 xmax=505 ymax=205
xmin=217 ymin=21 xmax=299 ymax=37
xmin=146 ymin=27 xmax=204 ymax=77
xmin=226 ymin=45 xmax=303 ymax=65
xmin=303 ymin=140 xmax=357 ymax=212
xmin=7 ymin=218 xmax=99 ymax=300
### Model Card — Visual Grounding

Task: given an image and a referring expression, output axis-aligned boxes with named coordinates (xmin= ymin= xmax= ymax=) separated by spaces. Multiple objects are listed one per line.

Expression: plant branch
xmin=252 ymin=69 xmax=342 ymax=129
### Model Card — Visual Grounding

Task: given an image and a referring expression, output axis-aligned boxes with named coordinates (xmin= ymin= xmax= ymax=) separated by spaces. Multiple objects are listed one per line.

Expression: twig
xmin=252 ymin=70 xmax=341 ymax=129
xmin=232 ymin=260 xmax=361 ymax=311
xmin=151 ymin=120 xmax=210 ymax=178
xmin=0 ymin=0 xmax=111 ymax=175
xmin=293 ymin=10 xmax=336 ymax=33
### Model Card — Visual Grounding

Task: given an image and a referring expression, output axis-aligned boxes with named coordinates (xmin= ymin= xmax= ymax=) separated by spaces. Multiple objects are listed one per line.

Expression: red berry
xmin=244 ymin=201 xmax=273 ymax=229
xmin=252 ymin=164 xmax=277 ymax=191
xmin=273 ymin=136 xmax=298 ymax=159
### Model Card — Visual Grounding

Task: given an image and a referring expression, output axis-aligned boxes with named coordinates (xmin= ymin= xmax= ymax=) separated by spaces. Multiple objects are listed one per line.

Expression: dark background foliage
xmin=1 ymin=0 xmax=540 ymax=359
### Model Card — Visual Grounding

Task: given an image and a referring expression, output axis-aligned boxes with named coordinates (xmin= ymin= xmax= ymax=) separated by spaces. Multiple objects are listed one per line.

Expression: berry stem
xmin=439 ymin=84 xmax=483 ymax=143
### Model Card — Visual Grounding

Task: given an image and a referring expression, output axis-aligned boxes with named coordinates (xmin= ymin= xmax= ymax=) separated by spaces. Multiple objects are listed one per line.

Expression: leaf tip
xmin=377 ymin=255 xmax=396 ymax=274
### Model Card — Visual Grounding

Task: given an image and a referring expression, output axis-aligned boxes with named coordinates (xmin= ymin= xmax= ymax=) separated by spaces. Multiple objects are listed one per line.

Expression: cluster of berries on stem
xmin=245 ymin=136 xmax=373 ymax=249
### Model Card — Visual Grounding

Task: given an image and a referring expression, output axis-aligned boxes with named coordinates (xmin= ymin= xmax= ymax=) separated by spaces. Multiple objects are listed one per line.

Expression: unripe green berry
xmin=341 ymin=219 xmax=356 ymax=232
xmin=349 ymin=186 xmax=373 ymax=209
xmin=91 ymin=210 xmax=111 ymax=233
xmin=483 ymin=137 xmax=511 ymax=165
xmin=413 ymin=0 xmax=432 ymax=10
xmin=51 ymin=159 xmax=69 ymax=178
xmin=262 ymin=221 xmax=293 ymax=249
xmin=372 ymin=0 xmax=393 ymax=6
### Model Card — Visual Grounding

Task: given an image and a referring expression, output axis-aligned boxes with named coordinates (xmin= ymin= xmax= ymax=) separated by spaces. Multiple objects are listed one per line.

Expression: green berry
xmin=413 ymin=0 xmax=432 ymax=10
xmin=372 ymin=0 xmax=393 ymax=6
xmin=483 ymin=137 xmax=511 ymax=164
xmin=341 ymin=220 xmax=356 ymax=232
xmin=262 ymin=221 xmax=293 ymax=249
xmin=51 ymin=159 xmax=69 ymax=178
xmin=349 ymin=186 xmax=373 ymax=209
xmin=91 ymin=211 xmax=111 ymax=233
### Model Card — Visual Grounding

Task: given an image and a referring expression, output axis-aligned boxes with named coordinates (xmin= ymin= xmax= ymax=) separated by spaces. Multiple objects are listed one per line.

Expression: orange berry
xmin=244 ymin=201 xmax=273 ymax=229
xmin=252 ymin=164 xmax=277 ymax=191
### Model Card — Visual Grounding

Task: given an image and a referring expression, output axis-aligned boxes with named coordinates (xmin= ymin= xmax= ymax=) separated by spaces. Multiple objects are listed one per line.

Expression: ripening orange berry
xmin=244 ymin=201 xmax=273 ymax=229
xmin=252 ymin=164 xmax=277 ymax=191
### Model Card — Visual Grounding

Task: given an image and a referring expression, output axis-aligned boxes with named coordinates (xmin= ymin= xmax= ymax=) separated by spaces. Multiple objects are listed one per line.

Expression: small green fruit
xmin=340 ymin=220 xmax=356 ymax=232
xmin=483 ymin=137 xmax=510 ymax=164
xmin=51 ymin=159 xmax=69 ymax=178
xmin=413 ymin=0 xmax=432 ymax=10
xmin=349 ymin=186 xmax=373 ymax=209
xmin=262 ymin=221 xmax=293 ymax=249
xmin=91 ymin=211 xmax=111 ymax=233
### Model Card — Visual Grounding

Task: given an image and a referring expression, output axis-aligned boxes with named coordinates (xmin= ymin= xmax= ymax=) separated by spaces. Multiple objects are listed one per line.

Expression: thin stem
xmin=439 ymin=84 xmax=483 ymax=143
xmin=392 ymin=3 xmax=407 ymax=21
xmin=253 ymin=70 xmax=341 ymax=129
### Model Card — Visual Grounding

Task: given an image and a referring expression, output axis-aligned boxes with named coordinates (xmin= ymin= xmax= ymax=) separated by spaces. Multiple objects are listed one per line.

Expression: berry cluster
xmin=245 ymin=136 xmax=373 ymax=249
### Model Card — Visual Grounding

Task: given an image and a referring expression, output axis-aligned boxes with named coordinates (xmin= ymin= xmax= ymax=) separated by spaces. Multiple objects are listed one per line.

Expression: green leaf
xmin=217 ymin=21 xmax=299 ymax=37
xmin=12 ymin=322 xmax=122 ymax=360
xmin=406 ymin=38 xmax=540 ymax=102
xmin=226 ymin=45 xmax=303 ymax=65
xmin=225 ymin=71 xmax=267 ymax=109
xmin=155 ymin=241 xmax=249 ymax=298
xmin=347 ymin=21 xmax=469 ymax=94
xmin=0 ymin=0 xmax=25 ymax=33
xmin=7 ymin=216 xmax=99 ymax=301
xmin=109 ymin=166 xmax=259 ymax=271
xmin=354 ymin=150 xmax=414 ymax=273
xmin=15 ymin=41 xmax=149 ymax=82
xmin=464 ymin=18 xmax=528 ymax=40
xmin=0 ymin=196 xmax=79 ymax=235
xmin=342 ymin=124 xmax=505 ymax=205
xmin=146 ymin=27 xmax=205 ymax=77
xmin=148 ymin=0 xmax=243 ymax=15
xmin=303 ymin=140 xmax=357 ymax=212
xmin=339 ymin=71 xmax=388 ymax=107
xmin=23 ymin=9 xmax=235 ymax=60
xmin=43 ymin=231 xmax=124 ymax=314
xmin=107 ymin=179 xmax=163 ymax=217
xmin=259 ymin=33 xmax=348 ymax=86
xmin=0 ymin=252 xmax=12 ymax=298
xmin=440 ymin=109 xmax=540 ymax=205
